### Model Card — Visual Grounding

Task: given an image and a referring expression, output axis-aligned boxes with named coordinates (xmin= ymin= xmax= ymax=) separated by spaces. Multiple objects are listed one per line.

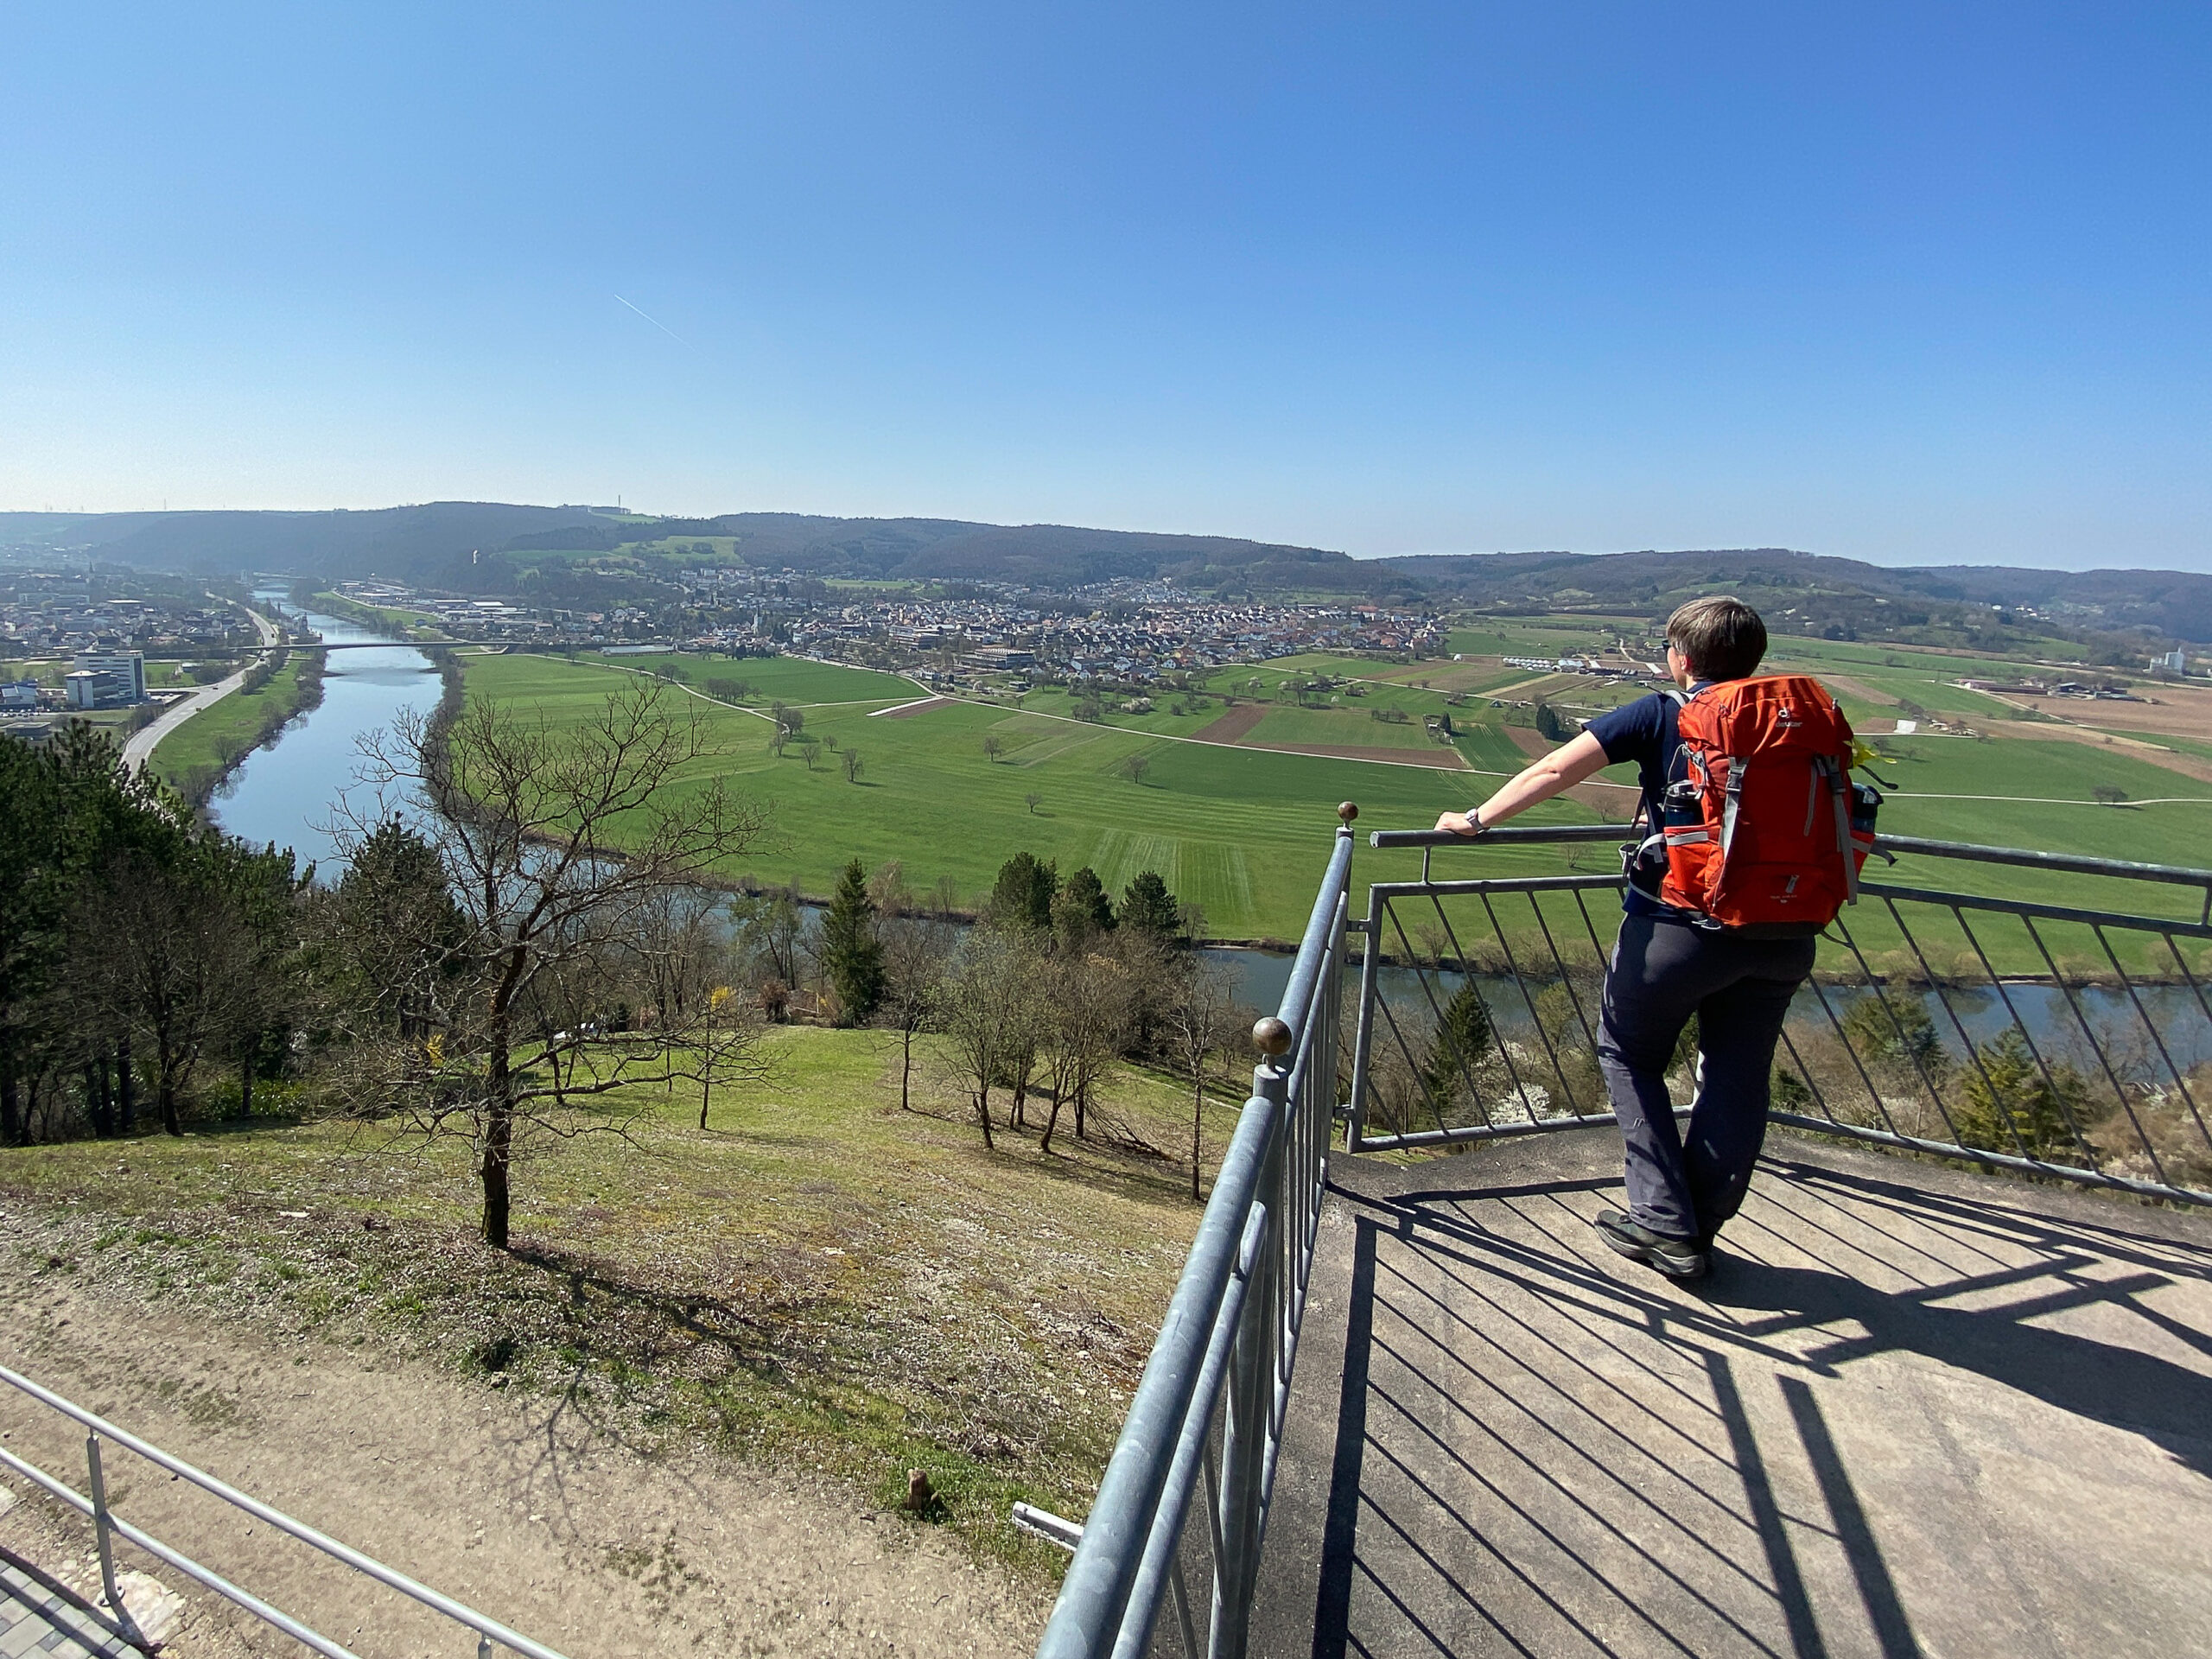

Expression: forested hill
xmin=6 ymin=502 xmax=2209 ymax=641
xmin=1387 ymin=549 xmax=2212 ymax=643
xmin=0 ymin=503 xmax=1382 ymax=601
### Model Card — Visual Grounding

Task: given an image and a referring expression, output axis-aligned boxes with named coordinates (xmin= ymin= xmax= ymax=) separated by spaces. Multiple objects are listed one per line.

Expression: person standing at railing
xmin=1434 ymin=596 xmax=1820 ymax=1281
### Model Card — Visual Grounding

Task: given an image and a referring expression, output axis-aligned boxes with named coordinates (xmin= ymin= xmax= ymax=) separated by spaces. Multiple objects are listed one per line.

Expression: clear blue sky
xmin=3 ymin=3 xmax=2206 ymax=569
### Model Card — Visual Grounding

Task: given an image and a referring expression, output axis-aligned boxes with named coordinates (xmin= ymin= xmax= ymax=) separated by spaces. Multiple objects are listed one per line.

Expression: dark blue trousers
xmin=1596 ymin=914 xmax=1815 ymax=1242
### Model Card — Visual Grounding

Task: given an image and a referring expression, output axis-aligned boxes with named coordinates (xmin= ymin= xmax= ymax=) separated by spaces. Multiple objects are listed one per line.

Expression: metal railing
xmin=1350 ymin=825 xmax=2212 ymax=1206
xmin=1034 ymin=817 xmax=2212 ymax=1659
xmin=0 ymin=1362 xmax=570 ymax=1659
xmin=1033 ymin=810 xmax=1357 ymax=1659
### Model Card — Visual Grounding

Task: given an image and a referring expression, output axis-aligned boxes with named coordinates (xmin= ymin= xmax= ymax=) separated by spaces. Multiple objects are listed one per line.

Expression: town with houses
xmin=332 ymin=571 xmax=1452 ymax=687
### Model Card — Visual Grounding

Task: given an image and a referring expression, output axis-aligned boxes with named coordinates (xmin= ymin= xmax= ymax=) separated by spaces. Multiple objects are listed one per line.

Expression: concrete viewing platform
xmin=1251 ymin=1131 xmax=2212 ymax=1658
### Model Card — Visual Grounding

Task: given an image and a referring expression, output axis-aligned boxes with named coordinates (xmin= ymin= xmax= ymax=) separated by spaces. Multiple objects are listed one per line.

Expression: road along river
xmin=209 ymin=605 xmax=441 ymax=874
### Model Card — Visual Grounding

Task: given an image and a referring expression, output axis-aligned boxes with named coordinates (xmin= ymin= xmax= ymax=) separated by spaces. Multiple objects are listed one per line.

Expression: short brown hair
xmin=1666 ymin=595 xmax=1767 ymax=681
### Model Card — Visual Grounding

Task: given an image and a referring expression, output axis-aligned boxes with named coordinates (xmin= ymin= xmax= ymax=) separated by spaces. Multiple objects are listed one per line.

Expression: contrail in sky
xmin=614 ymin=294 xmax=689 ymax=346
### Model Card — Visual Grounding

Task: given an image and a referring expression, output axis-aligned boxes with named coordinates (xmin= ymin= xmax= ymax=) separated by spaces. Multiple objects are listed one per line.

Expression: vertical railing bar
xmin=1527 ymin=888 xmax=1605 ymax=1063
xmin=1827 ymin=910 xmax=1959 ymax=1144
xmin=1952 ymin=906 xmax=2105 ymax=1171
xmin=1473 ymin=889 xmax=1595 ymax=1121
xmin=2021 ymin=914 xmax=2169 ymax=1185
xmin=1877 ymin=893 xmax=2038 ymax=1160
xmin=1797 ymin=960 xmax=1908 ymax=1141
xmin=1410 ymin=890 xmax=1519 ymax=1126
xmin=2113 ymin=931 xmax=2212 ymax=1151
xmin=2158 ymin=934 xmax=2212 ymax=1147
xmin=1370 ymin=983 xmax=1454 ymax=1141
xmin=1776 ymin=1027 xmax=1845 ymax=1128
xmin=1570 ymin=884 xmax=1618 ymax=970
xmin=1201 ymin=1432 xmax=1224 ymax=1592
xmin=1167 ymin=1555 xmax=1201 ymax=1659
xmin=1384 ymin=899 xmax=1504 ymax=1133
xmin=1346 ymin=887 xmax=1383 ymax=1150
xmin=86 ymin=1432 xmax=123 ymax=1622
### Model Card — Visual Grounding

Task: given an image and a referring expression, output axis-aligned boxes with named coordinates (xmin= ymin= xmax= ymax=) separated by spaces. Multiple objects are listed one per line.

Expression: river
xmin=211 ymin=601 xmax=442 ymax=874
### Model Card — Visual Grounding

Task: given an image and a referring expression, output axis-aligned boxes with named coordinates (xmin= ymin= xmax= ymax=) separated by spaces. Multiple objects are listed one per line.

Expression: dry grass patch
xmin=0 ymin=1027 xmax=1254 ymax=1578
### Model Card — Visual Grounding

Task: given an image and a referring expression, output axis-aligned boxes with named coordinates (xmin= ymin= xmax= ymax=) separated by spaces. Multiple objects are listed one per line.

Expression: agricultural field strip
xmin=569 ymin=664 xmax=2184 ymax=804
xmin=562 ymin=655 xmax=929 ymax=722
xmin=926 ymin=690 xmax=1501 ymax=774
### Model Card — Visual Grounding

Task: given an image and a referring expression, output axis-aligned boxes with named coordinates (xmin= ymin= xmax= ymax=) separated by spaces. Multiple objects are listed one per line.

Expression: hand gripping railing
xmin=0 ymin=1362 xmax=570 ymax=1659
xmin=1033 ymin=810 xmax=1357 ymax=1659
xmin=1351 ymin=823 xmax=2212 ymax=1207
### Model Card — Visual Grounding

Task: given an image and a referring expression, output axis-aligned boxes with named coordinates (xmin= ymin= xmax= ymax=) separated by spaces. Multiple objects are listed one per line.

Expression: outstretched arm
xmin=1434 ymin=729 xmax=1611 ymax=835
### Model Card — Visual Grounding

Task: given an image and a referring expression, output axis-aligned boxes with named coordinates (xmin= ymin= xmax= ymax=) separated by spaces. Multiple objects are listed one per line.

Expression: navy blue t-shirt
xmin=1586 ymin=685 xmax=1706 ymax=920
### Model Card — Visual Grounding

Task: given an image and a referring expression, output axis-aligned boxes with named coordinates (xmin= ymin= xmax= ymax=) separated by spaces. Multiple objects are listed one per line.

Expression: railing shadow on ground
xmin=1290 ymin=1139 xmax=2212 ymax=1659
xmin=1037 ymin=820 xmax=2212 ymax=1659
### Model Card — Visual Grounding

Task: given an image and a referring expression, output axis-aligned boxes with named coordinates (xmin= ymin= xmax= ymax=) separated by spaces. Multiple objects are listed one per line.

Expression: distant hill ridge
xmin=4 ymin=502 xmax=2208 ymax=640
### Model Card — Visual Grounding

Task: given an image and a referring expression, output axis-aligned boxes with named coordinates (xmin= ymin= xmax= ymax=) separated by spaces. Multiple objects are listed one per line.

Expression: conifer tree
xmin=1052 ymin=867 xmax=1116 ymax=950
xmin=1424 ymin=978 xmax=1493 ymax=1105
xmin=821 ymin=857 xmax=886 ymax=1024
xmin=1121 ymin=870 xmax=1182 ymax=941
xmin=989 ymin=851 xmax=1058 ymax=931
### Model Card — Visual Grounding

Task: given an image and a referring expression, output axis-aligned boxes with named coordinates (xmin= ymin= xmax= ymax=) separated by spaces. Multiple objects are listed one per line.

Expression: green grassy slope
xmin=593 ymin=652 xmax=919 ymax=706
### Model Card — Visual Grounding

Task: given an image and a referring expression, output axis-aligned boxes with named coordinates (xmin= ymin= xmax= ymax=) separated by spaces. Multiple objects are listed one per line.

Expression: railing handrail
xmin=0 ymin=1361 xmax=569 ymax=1659
xmin=1369 ymin=823 xmax=2212 ymax=889
xmin=1035 ymin=818 xmax=1357 ymax=1659
xmin=1348 ymin=817 xmax=2212 ymax=1208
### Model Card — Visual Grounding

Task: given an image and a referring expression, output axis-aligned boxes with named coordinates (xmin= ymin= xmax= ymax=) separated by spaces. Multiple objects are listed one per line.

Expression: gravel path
xmin=0 ymin=1274 xmax=1050 ymax=1658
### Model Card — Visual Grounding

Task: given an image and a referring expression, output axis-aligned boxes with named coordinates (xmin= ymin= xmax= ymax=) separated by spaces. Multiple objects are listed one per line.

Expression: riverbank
xmin=308 ymin=588 xmax=450 ymax=639
xmin=150 ymin=646 xmax=328 ymax=808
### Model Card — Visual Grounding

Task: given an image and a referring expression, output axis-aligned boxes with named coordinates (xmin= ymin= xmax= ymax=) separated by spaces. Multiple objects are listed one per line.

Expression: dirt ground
xmin=2005 ymin=684 xmax=2212 ymax=741
xmin=873 ymin=696 xmax=956 ymax=720
xmin=1186 ymin=703 xmax=1265 ymax=744
xmin=0 ymin=1268 xmax=1050 ymax=1659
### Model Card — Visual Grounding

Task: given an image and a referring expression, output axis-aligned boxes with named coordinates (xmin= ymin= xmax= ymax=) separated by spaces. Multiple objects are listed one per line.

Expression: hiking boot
xmin=1594 ymin=1211 xmax=1707 ymax=1281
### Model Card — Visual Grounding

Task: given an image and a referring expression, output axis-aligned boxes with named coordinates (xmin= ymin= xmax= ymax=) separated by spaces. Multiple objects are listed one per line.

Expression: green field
xmin=465 ymin=649 xmax=2212 ymax=945
xmin=463 ymin=655 xmax=1548 ymax=939
xmin=592 ymin=651 xmax=919 ymax=707
xmin=1015 ymin=683 xmax=1230 ymax=739
xmin=1452 ymin=723 xmax=1542 ymax=774
xmin=149 ymin=655 xmax=320 ymax=787
xmin=1244 ymin=706 xmax=1444 ymax=751
xmin=1446 ymin=620 xmax=1650 ymax=658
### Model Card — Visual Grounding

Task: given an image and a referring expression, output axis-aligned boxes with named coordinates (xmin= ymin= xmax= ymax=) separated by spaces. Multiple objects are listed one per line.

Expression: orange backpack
xmin=1653 ymin=676 xmax=1876 ymax=933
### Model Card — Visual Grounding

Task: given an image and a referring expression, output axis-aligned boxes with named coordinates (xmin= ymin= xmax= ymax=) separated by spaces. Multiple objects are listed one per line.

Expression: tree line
xmin=3 ymin=675 xmax=1263 ymax=1253
xmin=785 ymin=848 xmax=1249 ymax=1200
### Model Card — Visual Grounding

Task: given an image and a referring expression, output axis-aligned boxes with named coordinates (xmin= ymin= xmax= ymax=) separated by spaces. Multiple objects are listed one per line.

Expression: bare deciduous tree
xmin=335 ymin=677 xmax=773 ymax=1248
xmin=880 ymin=912 xmax=954 ymax=1113
xmin=1038 ymin=949 xmax=1135 ymax=1155
xmin=931 ymin=926 xmax=1036 ymax=1149
xmin=1163 ymin=956 xmax=1241 ymax=1198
